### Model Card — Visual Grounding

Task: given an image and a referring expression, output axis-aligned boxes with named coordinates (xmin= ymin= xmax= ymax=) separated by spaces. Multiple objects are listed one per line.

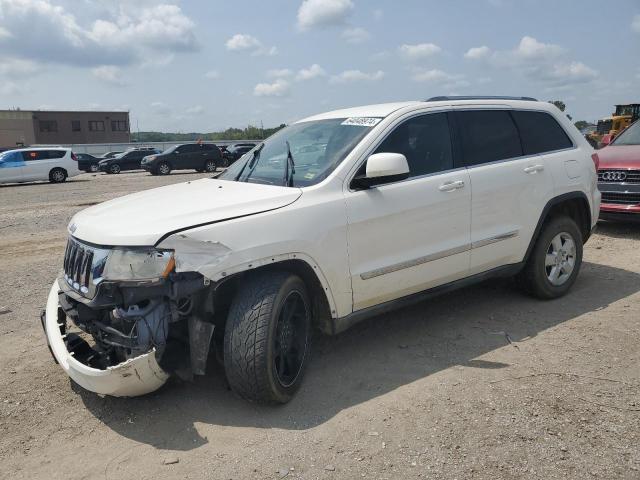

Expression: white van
xmin=0 ymin=147 xmax=81 ymax=184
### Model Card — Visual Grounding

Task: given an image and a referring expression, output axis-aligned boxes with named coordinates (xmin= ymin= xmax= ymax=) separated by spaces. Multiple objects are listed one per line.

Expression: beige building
xmin=0 ymin=110 xmax=130 ymax=147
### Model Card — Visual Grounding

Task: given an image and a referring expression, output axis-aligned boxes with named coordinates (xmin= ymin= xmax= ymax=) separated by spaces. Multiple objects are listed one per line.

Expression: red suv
xmin=597 ymin=120 xmax=640 ymax=222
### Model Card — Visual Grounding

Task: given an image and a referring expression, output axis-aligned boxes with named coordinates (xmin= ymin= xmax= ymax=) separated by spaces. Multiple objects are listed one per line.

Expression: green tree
xmin=548 ymin=100 xmax=566 ymax=112
xmin=574 ymin=120 xmax=591 ymax=130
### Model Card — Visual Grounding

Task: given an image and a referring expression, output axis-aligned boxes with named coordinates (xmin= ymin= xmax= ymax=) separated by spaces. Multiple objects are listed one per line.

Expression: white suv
xmin=42 ymin=97 xmax=600 ymax=403
xmin=0 ymin=147 xmax=80 ymax=184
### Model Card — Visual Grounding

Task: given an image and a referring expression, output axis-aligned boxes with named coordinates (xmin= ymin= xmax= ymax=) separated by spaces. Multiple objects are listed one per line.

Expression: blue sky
xmin=0 ymin=0 xmax=639 ymax=132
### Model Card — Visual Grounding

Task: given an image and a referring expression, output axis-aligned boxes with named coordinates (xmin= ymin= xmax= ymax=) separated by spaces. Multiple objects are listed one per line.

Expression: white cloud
xmin=0 ymin=26 xmax=12 ymax=39
xmin=91 ymin=65 xmax=126 ymax=86
xmin=632 ymin=14 xmax=640 ymax=33
xmin=512 ymin=36 xmax=564 ymax=61
xmin=150 ymin=101 xmax=170 ymax=113
xmin=535 ymin=61 xmax=598 ymax=86
xmin=470 ymin=36 xmax=598 ymax=89
xmin=330 ymin=70 xmax=385 ymax=84
xmin=254 ymin=79 xmax=291 ymax=97
xmin=0 ymin=0 xmax=197 ymax=67
xmin=342 ymin=27 xmax=370 ymax=44
xmin=204 ymin=70 xmax=220 ymax=79
xmin=373 ymin=9 xmax=383 ymax=20
xmin=296 ymin=64 xmax=326 ymax=81
xmin=464 ymin=46 xmax=491 ymax=60
xmin=225 ymin=33 xmax=277 ymax=56
xmin=267 ymin=68 xmax=293 ymax=78
xmin=186 ymin=105 xmax=204 ymax=115
xmin=398 ymin=43 xmax=441 ymax=61
xmin=0 ymin=57 xmax=40 ymax=77
xmin=410 ymin=69 xmax=470 ymax=89
xmin=297 ymin=0 xmax=354 ymax=30
xmin=369 ymin=50 xmax=390 ymax=62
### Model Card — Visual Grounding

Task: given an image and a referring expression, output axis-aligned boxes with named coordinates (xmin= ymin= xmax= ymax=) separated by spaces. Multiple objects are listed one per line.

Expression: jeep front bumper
xmin=43 ymin=281 xmax=169 ymax=397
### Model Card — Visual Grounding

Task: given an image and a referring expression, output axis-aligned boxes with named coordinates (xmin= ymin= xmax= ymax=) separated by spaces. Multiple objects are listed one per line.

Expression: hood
xmin=597 ymin=145 xmax=640 ymax=169
xmin=70 ymin=178 xmax=303 ymax=246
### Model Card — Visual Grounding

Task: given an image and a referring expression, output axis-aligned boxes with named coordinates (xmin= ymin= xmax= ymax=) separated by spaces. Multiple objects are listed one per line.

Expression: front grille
xmin=62 ymin=238 xmax=109 ymax=297
xmin=598 ymin=170 xmax=640 ymax=183
xmin=601 ymin=192 xmax=640 ymax=205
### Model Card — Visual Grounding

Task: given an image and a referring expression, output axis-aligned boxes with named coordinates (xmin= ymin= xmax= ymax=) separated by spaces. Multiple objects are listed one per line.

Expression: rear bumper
xmin=42 ymin=282 xmax=169 ymax=397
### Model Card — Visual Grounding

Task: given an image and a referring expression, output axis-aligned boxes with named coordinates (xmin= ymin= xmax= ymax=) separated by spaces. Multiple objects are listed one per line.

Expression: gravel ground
xmin=0 ymin=171 xmax=639 ymax=480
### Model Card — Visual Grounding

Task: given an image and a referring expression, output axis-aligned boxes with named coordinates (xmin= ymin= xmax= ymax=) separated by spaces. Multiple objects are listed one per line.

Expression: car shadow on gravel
xmin=74 ymin=260 xmax=640 ymax=451
xmin=596 ymin=220 xmax=640 ymax=240
xmin=0 ymin=179 xmax=91 ymax=189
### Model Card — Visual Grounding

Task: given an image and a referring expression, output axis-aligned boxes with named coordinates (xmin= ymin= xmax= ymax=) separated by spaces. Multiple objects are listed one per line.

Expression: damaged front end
xmin=42 ymin=237 xmax=219 ymax=397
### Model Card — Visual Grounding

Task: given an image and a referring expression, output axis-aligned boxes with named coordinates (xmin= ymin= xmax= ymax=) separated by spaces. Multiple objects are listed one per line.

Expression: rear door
xmin=345 ymin=110 xmax=471 ymax=311
xmin=453 ymin=108 xmax=555 ymax=274
xmin=21 ymin=150 xmax=64 ymax=181
xmin=124 ymin=151 xmax=143 ymax=170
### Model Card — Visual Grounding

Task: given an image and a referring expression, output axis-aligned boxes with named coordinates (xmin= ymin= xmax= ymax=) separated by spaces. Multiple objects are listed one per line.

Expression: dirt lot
xmin=0 ymin=171 xmax=639 ymax=480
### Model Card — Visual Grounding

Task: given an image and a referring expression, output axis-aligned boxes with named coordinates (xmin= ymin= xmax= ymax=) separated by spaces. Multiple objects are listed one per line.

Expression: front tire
xmin=517 ymin=216 xmax=583 ymax=299
xmin=224 ymin=271 xmax=311 ymax=404
xmin=89 ymin=164 xmax=99 ymax=173
xmin=108 ymin=163 xmax=121 ymax=174
xmin=49 ymin=168 xmax=67 ymax=183
xmin=157 ymin=161 xmax=171 ymax=175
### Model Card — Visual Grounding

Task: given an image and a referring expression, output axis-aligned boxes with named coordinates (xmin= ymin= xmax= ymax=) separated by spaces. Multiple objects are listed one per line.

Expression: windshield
xmin=612 ymin=121 xmax=640 ymax=146
xmin=219 ymin=118 xmax=377 ymax=187
xmin=162 ymin=145 xmax=179 ymax=154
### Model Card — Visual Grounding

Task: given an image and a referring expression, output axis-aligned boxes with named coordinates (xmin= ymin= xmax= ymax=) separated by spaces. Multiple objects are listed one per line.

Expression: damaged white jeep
xmin=42 ymin=97 xmax=600 ymax=403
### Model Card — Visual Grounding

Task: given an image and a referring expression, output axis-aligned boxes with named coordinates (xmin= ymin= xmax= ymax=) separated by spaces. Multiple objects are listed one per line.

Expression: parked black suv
xmin=141 ymin=143 xmax=222 ymax=175
xmin=222 ymin=143 xmax=257 ymax=166
xmin=98 ymin=147 xmax=161 ymax=174
xmin=76 ymin=153 xmax=100 ymax=172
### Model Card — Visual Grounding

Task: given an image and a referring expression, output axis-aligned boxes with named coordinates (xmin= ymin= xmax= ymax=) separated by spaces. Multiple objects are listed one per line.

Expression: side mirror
xmin=351 ymin=152 xmax=410 ymax=189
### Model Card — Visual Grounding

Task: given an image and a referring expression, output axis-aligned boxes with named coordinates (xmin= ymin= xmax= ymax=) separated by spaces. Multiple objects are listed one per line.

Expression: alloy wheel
xmin=273 ymin=290 xmax=309 ymax=388
xmin=545 ymin=232 xmax=576 ymax=286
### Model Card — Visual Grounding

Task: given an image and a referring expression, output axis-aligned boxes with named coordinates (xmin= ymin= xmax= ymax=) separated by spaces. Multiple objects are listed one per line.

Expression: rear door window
xmin=511 ymin=110 xmax=573 ymax=155
xmin=21 ymin=150 xmax=46 ymax=161
xmin=456 ymin=110 xmax=523 ymax=166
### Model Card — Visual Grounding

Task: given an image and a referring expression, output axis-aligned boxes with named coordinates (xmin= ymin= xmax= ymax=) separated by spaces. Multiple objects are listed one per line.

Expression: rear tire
xmin=108 ymin=163 xmax=121 ymax=174
xmin=517 ymin=216 xmax=583 ymax=299
xmin=49 ymin=168 xmax=67 ymax=183
xmin=204 ymin=159 xmax=217 ymax=173
xmin=89 ymin=164 xmax=99 ymax=173
xmin=224 ymin=271 xmax=311 ymax=404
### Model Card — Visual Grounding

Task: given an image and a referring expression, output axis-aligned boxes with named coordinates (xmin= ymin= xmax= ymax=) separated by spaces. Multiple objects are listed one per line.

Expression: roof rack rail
xmin=425 ymin=95 xmax=538 ymax=102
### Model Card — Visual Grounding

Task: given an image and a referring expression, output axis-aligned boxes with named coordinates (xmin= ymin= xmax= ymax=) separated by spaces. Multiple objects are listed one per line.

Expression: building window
xmin=88 ymin=121 xmax=105 ymax=132
xmin=71 ymin=120 xmax=81 ymax=132
xmin=39 ymin=120 xmax=58 ymax=132
xmin=111 ymin=120 xmax=128 ymax=132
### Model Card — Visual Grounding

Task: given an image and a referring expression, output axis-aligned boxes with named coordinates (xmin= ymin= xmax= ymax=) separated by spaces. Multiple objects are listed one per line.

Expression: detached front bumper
xmin=43 ymin=281 xmax=169 ymax=397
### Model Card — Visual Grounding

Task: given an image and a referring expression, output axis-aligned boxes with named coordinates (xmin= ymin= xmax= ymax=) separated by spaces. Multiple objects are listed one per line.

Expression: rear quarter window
xmin=511 ymin=110 xmax=573 ymax=155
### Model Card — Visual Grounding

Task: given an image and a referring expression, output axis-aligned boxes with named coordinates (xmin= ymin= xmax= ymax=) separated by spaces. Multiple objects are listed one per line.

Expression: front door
xmin=345 ymin=111 xmax=471 ymax=311
xmin=0 ymin=151 xmax=25 ymax=183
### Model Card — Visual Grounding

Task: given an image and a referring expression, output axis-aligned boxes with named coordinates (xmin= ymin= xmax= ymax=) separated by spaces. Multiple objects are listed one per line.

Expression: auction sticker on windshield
xmin=341 ymin=117 xmax=382 ymax=127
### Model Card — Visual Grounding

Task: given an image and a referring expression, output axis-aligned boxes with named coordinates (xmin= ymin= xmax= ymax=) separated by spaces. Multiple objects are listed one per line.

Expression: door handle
xmin=438 ymin=180 xmax=465 ymax=192
xmin=524 ymin=164 xmax=544 ymax=174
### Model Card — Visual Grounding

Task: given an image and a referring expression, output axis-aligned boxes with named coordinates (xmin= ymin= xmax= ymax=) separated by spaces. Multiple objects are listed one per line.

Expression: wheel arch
xmin=524 ymin=191 xmax=592 ymax=264
xmin=49 ymin=167 xmax=67 ymax=180
xmin=212 ymin=255 xmax=337 ymax=335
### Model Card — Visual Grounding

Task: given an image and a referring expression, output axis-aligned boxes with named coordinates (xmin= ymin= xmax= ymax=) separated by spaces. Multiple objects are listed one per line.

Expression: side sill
xmin=331 ymin=262 xmax=523 ymax=335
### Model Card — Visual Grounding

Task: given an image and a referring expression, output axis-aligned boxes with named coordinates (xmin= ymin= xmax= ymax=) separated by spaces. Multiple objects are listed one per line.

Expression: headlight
xmin=102 ymin=249 xmax=175 ymax=281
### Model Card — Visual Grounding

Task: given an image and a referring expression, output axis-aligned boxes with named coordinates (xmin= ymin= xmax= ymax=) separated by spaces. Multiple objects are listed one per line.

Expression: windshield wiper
xmin=283 ymin=140 xmax=296 ymax=187
xmin=235 ymin=143 xmax=264 ymax=181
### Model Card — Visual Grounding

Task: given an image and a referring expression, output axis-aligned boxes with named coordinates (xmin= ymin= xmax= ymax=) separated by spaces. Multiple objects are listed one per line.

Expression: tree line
xmin=131 ymin=124 xmax=287 ymax=143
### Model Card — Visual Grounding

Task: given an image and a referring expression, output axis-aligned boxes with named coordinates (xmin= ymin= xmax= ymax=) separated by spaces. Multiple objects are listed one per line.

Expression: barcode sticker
xmin=341 ymin=117 xmax=382 ymax=127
